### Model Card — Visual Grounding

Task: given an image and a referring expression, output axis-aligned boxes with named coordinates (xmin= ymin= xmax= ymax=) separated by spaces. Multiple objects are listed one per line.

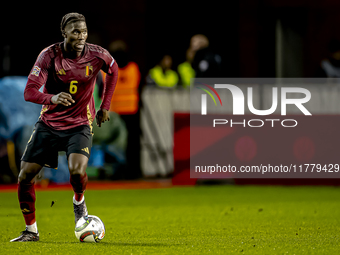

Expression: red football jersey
xmin=26 ymin=42 xmax=118 ymax=130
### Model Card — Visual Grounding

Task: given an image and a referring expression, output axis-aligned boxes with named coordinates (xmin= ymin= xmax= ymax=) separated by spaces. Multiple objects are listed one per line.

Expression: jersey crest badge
xmin=85 ymin=65 xmax=93 ymax=77
xmin=31 ymin=66 xmax=41 ymax=77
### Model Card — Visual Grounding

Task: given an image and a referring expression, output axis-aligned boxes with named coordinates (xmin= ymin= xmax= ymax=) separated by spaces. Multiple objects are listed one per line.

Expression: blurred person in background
xmin=147 ymin=54 xmax=178 ymax=88
xmin=11 ymin=12 xmax=118 ymax=242
xmin=99 ymin=40 xmax=142 ymax=179
xmin=190 ymin=34 xmax=222 ymax=78
xmin=317 ymin=39 xmax=340 ymax=78
xmin=89 ymin=69 xmax=128 ymax=180
xmin=177 ymin=48 xmax=196 ymax=89
xmin=107 ymin=40 xmax=141 ymax=116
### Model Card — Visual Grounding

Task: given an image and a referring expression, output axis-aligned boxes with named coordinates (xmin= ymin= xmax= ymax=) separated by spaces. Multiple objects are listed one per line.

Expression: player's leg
xmin=10 ymin=161 xmax=42 ymax=242
xmin=64 ymin=125 xmax=92 ymax=224
xmin=18 ymin=161 xmax=43 ymax=231
xmin=11 ymin=120 xmax=59 ymax=242
xmin=68 ymin=153 xmax=89 ymax=223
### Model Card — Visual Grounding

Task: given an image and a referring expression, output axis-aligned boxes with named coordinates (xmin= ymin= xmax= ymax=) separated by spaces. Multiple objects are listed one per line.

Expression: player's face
xmin=63 ymin=21 xmax=88 ymax=53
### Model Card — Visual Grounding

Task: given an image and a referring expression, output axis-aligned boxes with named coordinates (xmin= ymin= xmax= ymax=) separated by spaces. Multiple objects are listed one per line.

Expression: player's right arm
xmin=24 ymin=48 xmax=74 ymax=106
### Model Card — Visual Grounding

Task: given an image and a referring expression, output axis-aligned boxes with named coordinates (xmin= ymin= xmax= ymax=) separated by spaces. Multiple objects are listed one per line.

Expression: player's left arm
xmin=96 ymin=61 xmax=118 ymax=127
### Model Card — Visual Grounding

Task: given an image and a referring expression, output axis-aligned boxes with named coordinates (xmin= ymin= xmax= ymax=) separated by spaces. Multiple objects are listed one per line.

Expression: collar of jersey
xmin=55 ymin=43 xmax=91 ymax=71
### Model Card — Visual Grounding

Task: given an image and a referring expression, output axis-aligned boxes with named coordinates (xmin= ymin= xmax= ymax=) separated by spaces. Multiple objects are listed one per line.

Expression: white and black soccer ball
xmin=75 ymin=215 xmax=105 ymax=242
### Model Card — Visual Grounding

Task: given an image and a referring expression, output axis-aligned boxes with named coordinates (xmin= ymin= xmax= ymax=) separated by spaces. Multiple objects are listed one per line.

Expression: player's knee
xmin=18 ymin=163 xmax=41 ymax=183
xmin=69 ymin=162 xmax=87 ymax=176
xmin=18 ymin=170 xmax=33 ymax=183
xmin=18 ymin=170 xmax=27 ymax=183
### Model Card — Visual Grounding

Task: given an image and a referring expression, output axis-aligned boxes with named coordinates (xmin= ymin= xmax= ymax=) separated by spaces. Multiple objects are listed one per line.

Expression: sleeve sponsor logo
xmin=31 ymin=66 xmax=41 ymax=77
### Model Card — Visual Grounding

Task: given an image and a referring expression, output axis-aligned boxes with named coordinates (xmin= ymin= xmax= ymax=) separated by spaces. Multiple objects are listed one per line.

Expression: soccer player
xmin=10 ymin=13 xmax=118 ymax=242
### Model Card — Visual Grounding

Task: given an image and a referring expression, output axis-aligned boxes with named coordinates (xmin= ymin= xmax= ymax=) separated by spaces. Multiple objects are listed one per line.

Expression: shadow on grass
xmin=101 ymin=242 xmax=181 ymax=247
xmin=40 ymin=241 xmax=181 ymax=247
xmin=40 ymin=241 xmax=79 ymax=244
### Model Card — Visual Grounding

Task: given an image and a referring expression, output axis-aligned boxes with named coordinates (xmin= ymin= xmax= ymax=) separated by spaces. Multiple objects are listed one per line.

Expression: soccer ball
xmin=74 ymin=215 xmax=105 ymax=242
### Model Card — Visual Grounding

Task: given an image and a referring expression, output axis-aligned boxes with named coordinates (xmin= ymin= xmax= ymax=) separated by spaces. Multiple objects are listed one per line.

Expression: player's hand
xmin=51 ymin=92 xmax=75 ymax=106
xmin=96 ymin=109 xmax=110 ymax=127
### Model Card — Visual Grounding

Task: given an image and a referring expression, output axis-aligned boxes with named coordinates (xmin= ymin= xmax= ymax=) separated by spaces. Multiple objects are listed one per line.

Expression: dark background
xmin=1 ymin=0 xmax=340 ymax=79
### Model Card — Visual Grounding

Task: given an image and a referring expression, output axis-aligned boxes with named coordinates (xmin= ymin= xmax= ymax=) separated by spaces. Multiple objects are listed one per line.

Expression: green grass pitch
xmin=1 ymin=185 xmax=340 ymax=254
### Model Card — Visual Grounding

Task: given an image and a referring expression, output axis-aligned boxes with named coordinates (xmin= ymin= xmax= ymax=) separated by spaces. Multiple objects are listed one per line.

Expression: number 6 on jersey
xmin=70 ymin=80 xmax=78 ymax=94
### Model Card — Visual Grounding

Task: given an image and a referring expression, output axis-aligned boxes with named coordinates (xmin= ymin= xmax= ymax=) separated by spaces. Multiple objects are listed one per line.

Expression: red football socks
xmin=70 ymin=173 xmax=88 ymax=201
xmin=74 ymin=192 xmax=84 ymax=202
xmin=18 ymin=181 xmax=36 ymax=225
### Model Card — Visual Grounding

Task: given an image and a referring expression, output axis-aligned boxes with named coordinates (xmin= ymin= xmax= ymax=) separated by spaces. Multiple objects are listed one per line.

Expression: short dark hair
xmin=60 ymin=12 xmax=86 ymax=32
